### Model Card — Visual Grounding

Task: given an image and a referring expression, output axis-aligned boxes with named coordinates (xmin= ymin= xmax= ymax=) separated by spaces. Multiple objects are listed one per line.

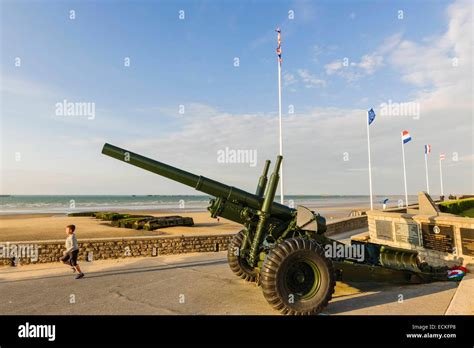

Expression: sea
xmin=0 ymin=195 xmax=420 ymax=215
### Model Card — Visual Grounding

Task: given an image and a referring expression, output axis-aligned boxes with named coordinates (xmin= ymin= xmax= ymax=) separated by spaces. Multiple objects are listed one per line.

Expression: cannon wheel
xmin=227 ymin=230 xmax=257 ymax=282
xmin=260 ymin=238 xmax=335 ymax=315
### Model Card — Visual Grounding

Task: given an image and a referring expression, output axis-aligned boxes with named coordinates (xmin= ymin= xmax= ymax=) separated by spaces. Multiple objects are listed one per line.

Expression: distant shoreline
xmin=0 ymin=207 xmax=208 ymax=217
xmin=0 ymin=194 xmax=422 ymax=216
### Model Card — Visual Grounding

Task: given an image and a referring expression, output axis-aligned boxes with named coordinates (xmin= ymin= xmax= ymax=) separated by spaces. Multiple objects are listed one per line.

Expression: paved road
xmin=0 ymin=249 xmax=458 ymax=315
xmin=0 ymin=252 xmax=277 ymax=315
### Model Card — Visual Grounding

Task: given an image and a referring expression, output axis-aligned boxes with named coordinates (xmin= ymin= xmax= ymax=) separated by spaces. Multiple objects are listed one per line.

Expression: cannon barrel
xmin=102 ymin=143 xmax=293 ymax=219
xmin=255 ymin=160 xmax=270 ymax=197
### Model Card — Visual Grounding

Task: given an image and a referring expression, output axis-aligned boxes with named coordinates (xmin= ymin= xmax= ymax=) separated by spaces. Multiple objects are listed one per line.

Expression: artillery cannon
xmin=102 ymin=143 xmax=447 ymax=315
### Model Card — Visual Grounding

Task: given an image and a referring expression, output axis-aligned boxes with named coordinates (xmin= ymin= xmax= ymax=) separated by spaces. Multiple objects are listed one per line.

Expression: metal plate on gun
xmin=394 ymin=222 xmax=421 ymax=246
xmin=375 ymin=220 xmax=393 ymax=241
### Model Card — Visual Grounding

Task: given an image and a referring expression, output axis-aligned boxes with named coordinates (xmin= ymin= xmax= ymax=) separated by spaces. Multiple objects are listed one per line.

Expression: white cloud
xmin=281 ymin=69 xmax=326 ymax=90
xmin=357 ymin=54 xmax=384 ymax=74
xmin=386 ymin=0 xmax=472 ymax=112
xmin=324 ymin=53 xmax=383 ymax=80
xmin=377 ymin=33 xmax=403 ymax=55
xmin=323 ymin=33 xmax=404 ymax=80
xmin=296 ymin=69 xmax=326 ymax=88
xmin=311 ymin=44 xmax=338 ymax=63
xmin=312 ymin=45 xmax=323 ymax=63
xmin=389 ymin=1 xmax=474 ymax=94
xmin=283 ymin=72 xmax=297 ymax=86
xmin=324 ymin=60 xmax=343 ymax=75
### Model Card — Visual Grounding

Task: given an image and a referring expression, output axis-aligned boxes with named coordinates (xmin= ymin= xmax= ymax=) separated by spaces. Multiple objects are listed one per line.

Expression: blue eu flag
xmin=368 ymin=108 xmax=376 ymax=125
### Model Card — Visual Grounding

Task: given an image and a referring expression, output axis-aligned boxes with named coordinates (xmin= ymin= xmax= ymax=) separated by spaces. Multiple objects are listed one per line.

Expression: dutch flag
xmin=402 ymin=130 xmax=412 ymax=144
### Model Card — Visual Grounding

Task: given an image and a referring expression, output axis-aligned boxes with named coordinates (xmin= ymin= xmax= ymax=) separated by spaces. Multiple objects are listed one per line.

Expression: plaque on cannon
xmin=375 ymin=220 xmax=393 ymax=241
xmin=421 ymin=224 xmax=454 ymax=253
xmin=460 ymin=228 xmax=474 ymax=257
xmin=395 ymin=222 xmax=421 ymax=246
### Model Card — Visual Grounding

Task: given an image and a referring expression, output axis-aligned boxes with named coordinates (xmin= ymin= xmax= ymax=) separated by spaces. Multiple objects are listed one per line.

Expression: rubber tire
xmin=260 ymin=238 xmax=335 ymax=315
xmin=227 ymin=230 xmax=258 ymax=282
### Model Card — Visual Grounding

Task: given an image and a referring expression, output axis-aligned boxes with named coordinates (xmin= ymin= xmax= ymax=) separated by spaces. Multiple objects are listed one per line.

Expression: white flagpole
xmin=277 ymin=33 xmax=284 ymax=205
xmin=366 ymin=116 xmax=373 ymax=210
xmin=439 ymin=157 xmax=444 ymax=196
xmin=424 ymin=151 xmax=430 ymax=193
xmin=401 ymin=133 xmax=408 ymax=208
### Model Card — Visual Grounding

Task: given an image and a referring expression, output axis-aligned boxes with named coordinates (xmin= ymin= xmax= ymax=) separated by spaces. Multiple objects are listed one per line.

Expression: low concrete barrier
xmin=325 ymin=216 xmax=368 ymax=236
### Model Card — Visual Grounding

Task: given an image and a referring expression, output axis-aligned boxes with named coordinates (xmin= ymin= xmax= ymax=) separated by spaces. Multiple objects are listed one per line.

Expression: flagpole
xmin=276 ymin=29 xmax=284 ymax=205
xmin=401 ymin=132 xmax=408 ymax=208
xmin=424 ymin=151 xmax=430 ymax=193
xmin=278 ymin=56 xmax=284 ymax=204
xmin=366 ymin=116 xmax=373 ymax=210
xmin=439 ymin=157 xmax=444 ymax=196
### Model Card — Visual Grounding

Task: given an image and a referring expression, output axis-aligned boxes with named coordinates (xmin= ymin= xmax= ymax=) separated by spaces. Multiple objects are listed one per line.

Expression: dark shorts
xmin=61 ymin=249 xmax=79 ymax=266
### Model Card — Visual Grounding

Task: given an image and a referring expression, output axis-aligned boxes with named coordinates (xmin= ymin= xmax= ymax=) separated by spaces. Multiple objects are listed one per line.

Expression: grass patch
xmin=459 ymin=207 xmax=474 ymax=218
xmin=439 ymin=198 xmax=474 ymax=217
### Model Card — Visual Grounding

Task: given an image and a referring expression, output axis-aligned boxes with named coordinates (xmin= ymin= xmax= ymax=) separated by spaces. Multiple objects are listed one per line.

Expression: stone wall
xmin=0 ymin=234 xmax=233 ymax=266
xmin=367 ymin=210 xmax=474 ymax=271
xmin=0 ymin=216 xmax=368 ymax=266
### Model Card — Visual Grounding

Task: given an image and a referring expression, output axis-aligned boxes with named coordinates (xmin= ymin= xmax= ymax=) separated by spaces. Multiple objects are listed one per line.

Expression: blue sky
xmin=3 ymin=0 xmax=449 ymax=112
xmin=1 ymin=0 xmax=472 ymax=196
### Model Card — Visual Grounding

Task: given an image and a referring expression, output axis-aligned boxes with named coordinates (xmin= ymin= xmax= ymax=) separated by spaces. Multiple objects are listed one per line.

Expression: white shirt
xmin=65 ymin=234 xmax=78 ymax=252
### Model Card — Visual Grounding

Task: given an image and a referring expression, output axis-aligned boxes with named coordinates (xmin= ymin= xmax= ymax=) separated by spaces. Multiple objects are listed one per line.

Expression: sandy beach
xmin=0 ymin=211 xmax=241 ymax=242
xmin=0 ymin=204 xmax=368 ymax=242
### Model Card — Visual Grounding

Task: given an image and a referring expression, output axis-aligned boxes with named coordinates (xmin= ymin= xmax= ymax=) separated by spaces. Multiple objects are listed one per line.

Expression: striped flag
xmin=440 ymin=153 xmax=445 ymax=160
xmin=276 ymin=28 xmax=282 ymax=64
xmin=424 ymin=144 xmax=431 ymax=154
xmin=402 ymin=130 xmax=412 ymax=144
